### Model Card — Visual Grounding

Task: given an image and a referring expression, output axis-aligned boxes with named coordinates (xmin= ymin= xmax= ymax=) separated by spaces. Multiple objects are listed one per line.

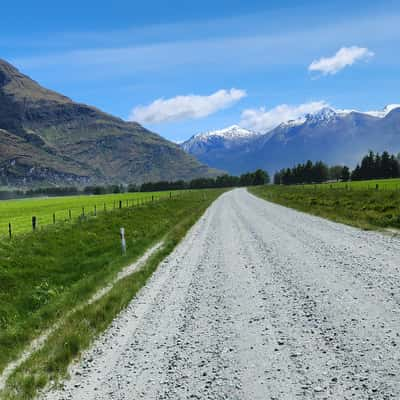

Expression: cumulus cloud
xmin=308 ymin=46 xmax=374 ymax=75
xmin=130 ymin=88 xmax=246 ymax=124
xmin=240 ymin=101 xmax=328 ymax=133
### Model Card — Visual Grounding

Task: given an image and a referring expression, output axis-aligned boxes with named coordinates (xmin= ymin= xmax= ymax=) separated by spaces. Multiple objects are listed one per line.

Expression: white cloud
xmin=308 ymin=46 xmax=374 ymax=75
xmin=130 ymin=89 xmax=246 ymax=124
xmin=240 ymin=101 xmax=328 ymax=132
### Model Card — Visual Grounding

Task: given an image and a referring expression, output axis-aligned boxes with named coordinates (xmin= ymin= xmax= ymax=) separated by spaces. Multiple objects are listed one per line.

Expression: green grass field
xmin=0 ymin=191 xmax=180 ymax=236
xmin=300 ymin=177 xmax=400 ymax=190
xmin=0 ymin=188 xmax=225 ymax=399
xmin=250 ymin=184 xmax=400 ymax=230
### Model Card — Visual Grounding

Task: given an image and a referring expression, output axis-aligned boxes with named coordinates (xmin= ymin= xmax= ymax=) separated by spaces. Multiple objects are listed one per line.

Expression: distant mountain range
xmin=0 ymin=59 xmax=218 ymax=187
xmin=181 ymin=106 xmax=400 ymax=174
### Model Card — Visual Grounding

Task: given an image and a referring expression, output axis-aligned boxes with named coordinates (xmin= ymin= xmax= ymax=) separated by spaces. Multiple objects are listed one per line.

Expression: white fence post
xmin=120 ymin=227 xmax=126 ymax=254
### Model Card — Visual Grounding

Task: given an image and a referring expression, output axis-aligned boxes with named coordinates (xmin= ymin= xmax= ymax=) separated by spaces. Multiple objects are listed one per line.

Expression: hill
xmin=0 ymin=59 xmax=218 ymax=187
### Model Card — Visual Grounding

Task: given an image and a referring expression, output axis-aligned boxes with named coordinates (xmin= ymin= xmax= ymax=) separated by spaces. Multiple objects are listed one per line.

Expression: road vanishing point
xmin=43 ymin=188 xmax=400 ymax=400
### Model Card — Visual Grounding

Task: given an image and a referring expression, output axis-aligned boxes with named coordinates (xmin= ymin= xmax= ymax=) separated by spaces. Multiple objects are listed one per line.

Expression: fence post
xmin=82 ymin=207 xmax=85 ymax=217
xmin=8 ymin=222 xmax=11 ymax=239
xmin=152 ymin=195 xmax=154 ymax=202
xmin=120 ymin=227 xmax=126 ymax=254
xmin=32 ymin=216 xmax=37 ymax=231
xmin=376 ymin=184 xmax=379 ymax=190
xmin=53 ymin=213 xmax=56 ymax=224
xmin=69 ymin=209 xmax=72 ymax=220
xmin=94 ymin=205 xmax=97 ymax=216
xmin=119 ymin=200 xmax=122 ymax=209
xmin=169 ymin=192 xmax=172 ymax=199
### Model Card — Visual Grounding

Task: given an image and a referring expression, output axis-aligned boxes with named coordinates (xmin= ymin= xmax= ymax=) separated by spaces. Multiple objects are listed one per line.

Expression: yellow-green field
xmin=299 ymin=178 xmax=400 ymax=190
xmin=0 ymin=191 xmax=180 ymax=236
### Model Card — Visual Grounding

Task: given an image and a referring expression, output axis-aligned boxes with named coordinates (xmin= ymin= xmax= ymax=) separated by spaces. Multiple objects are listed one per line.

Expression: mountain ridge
xmin=0 ymin=59 xmax=219 ymax=187
xmin=181 ymin=105 xmax=400 ymax=175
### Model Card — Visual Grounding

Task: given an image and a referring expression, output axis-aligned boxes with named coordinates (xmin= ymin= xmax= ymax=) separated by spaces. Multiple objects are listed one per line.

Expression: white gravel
xmin=41 ymin=188 xmax=400 ymax=400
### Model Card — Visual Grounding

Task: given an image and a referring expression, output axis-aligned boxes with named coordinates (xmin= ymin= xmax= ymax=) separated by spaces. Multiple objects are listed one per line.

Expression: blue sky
xmin=2 ymin=0 xmax=400 ymax=142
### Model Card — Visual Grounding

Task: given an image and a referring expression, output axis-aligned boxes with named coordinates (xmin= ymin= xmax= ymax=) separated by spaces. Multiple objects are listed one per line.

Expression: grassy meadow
xmin=0 ymin=188 xmax=225 ymax=399
xmin=0 ymin=191 xmax=180 ymax=236
xmin=300 ymin=177 xmax=400 ymax=190
xmin=250 ymin=182 xmax=400 ymax=230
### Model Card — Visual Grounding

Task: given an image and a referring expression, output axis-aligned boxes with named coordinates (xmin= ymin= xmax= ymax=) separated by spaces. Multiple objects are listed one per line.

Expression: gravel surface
xmin=42 ymin=188 xmax=400 ymax=400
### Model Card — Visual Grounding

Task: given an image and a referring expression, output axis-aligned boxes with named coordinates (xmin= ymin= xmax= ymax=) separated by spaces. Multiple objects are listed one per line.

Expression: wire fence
xmin=285 ymin=182 xmax=400 ymax=191
xmin=4 ymin=191 xmax=178 ymax=239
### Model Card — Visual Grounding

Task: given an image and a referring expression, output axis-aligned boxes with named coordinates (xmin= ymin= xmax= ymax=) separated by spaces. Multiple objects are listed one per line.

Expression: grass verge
xmin=0 ymin=189 xmax=225 ymax=399
xmin=249 ymin=185 xmax=400 ymax=230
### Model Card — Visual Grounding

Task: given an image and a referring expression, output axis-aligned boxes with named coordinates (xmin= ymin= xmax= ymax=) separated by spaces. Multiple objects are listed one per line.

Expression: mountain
xmin=181 ymin=125 xmax=260 ymax=173
xmin=0 ymin=59 xmax=218 ymax=187
xmin=181 ymin=106 xmax=400 ymax=174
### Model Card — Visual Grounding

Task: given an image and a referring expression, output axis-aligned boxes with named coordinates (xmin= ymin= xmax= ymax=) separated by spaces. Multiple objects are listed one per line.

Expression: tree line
xmin=140 ymin=169 xmax=270 ymax=192
xmin=351 ymin=151 xmax=400 ymax=180
xmin=273 ymin=151 xmax=400 ymax=185
xmin=0 ymin=169 xmax=270 ymax=200
xmin=273 ymin=161 xmax=349 ymax=185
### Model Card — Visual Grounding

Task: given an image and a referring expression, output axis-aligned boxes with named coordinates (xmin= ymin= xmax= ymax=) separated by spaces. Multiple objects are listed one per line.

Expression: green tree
xmin=340 ymin=166 xmax=350 ymax=182
xmin=329 ymin=165 xmax=344 ymax=181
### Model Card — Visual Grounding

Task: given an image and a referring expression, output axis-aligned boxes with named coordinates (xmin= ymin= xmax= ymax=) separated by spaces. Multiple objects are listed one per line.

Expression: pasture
xmin=0 ymin=191 xmax=179 ymax=236
xmin=301 ymin=177 xmax=400 ymax=190
xmin=250 ymin=183 xmax=400 ymax=230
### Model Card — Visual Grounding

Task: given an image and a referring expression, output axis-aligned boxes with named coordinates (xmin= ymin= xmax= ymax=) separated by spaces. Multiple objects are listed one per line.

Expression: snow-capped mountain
xmin=181 ymin=125 xmax=259 ymax=155
xmin=181 ymin=105 xmax=400 ymax=175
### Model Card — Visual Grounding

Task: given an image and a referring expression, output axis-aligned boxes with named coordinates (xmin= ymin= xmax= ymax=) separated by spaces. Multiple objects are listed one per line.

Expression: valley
xmin=38 ymin=189 xmax=400 ymax=400
xmin=1 ymin=2 xmax=400 ymax=399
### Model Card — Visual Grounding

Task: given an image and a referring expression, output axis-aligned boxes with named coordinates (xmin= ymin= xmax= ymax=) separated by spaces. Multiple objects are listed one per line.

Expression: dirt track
xmin=42 ymin=188 xmax=400 ymax=399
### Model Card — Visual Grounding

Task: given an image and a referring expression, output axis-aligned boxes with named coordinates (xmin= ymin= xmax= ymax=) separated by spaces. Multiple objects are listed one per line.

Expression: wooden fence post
xmin=119 ymin=200 xmax=122 ymax=209
xmin=94 ymin=205 xmax=97 ymax=216
xmin=53 ymin=213 xmax=56 ymax=224
xmin=8 ymin=222 xmax=12 ymax=239
xmin=32 ymin=216 xmax=37 ymax=231
xmin=69 ymin=209 xmax=72 ymax=220
xmin=82 ymin=207 xmax=85 ymax=217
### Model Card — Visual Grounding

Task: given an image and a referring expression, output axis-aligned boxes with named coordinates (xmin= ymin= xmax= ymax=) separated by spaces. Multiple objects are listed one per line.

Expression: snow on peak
xmin=364 ymin=104 xmax=400 ymax=118
xmin=280 ymin=104 xmax=400 ymax=126
xmin=384 ymin=104 xmax=400 ymax=113
xmin=306 ymin=107 xmax=337 ymax=122
xmin=279 ymin=117 xmax=306 ymax=128
xmin=194 ymin=125 xmax=259 ymax=141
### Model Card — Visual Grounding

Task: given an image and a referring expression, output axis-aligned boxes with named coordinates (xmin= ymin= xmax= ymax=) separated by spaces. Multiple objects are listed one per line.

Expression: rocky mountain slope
xmin=182 ymin=107 xmax=400 ymax=174
xmin=0 ymin=59 xmax=218 ymax=187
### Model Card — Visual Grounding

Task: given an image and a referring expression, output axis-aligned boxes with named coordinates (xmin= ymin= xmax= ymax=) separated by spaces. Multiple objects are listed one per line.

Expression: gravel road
xmin=42 ymin=188 xmax=400 ymax=400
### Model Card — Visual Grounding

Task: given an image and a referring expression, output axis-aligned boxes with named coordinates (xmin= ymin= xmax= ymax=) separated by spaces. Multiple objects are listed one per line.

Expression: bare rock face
xmin=0 ymin=59 xmax=218 ymax=187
